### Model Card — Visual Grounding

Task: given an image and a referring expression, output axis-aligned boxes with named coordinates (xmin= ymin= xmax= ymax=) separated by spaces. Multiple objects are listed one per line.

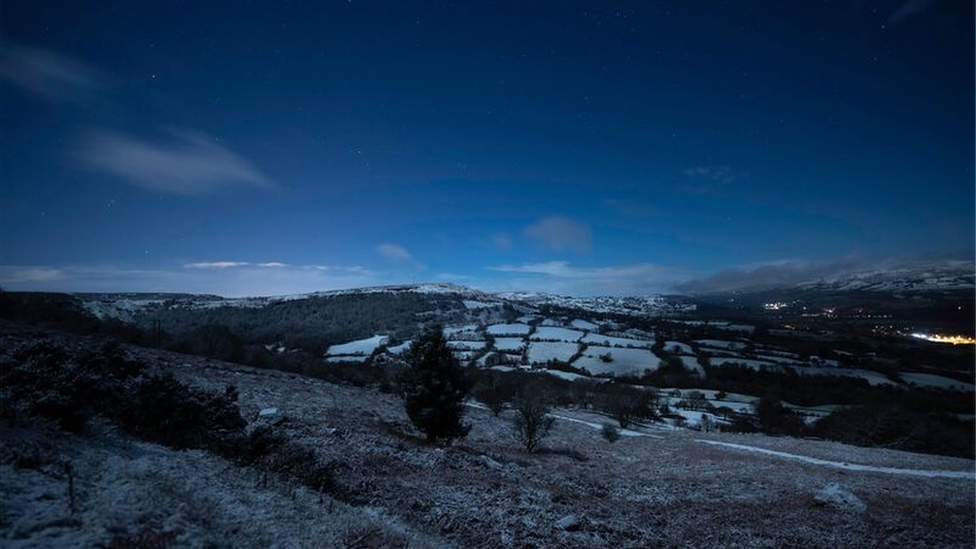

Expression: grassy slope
xmin=2 ymin=328 xmax=974 ymax=549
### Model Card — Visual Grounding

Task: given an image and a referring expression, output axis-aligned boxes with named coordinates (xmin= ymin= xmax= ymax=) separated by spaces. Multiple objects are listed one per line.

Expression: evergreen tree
xmin=401 ymin=325 xmax=470 ymax=444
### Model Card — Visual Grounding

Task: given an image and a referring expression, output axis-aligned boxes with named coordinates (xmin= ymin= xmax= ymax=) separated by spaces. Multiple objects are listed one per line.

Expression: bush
xmin=3 ymin=338 xmax=352 ymax=497
xmin=601 ymin=423 xmax=620 ymax=443
xmin=116 ymin=373 xmax=246 ymax=451
xmin=231 ymin=426 xmax=342 ymax=495
xmin=596 ymin=386 xmax=659 ymax=428
xmin=511 ymin=391 xmax=555 ymax=453
xmin=754 ymin=394 xmax=805 ymax=436
xmin=400 ymin=326 xmax=470 ymax=444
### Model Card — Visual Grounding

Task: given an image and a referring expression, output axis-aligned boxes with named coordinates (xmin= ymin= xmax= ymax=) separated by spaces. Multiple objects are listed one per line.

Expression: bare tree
xmin=511 ymin=393 xmax=555 ymax=453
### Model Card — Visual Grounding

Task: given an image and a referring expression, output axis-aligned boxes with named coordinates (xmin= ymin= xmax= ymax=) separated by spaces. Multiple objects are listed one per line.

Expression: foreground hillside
xmin=2 ymin=326 xmax=973 ymax=548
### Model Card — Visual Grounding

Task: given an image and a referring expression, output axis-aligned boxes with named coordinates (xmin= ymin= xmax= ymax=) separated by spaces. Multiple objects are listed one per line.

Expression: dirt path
xmin=696 ymin=439 xmax=976 ymax=479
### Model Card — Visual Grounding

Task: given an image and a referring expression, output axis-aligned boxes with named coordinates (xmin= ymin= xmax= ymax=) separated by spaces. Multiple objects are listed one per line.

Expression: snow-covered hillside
xmin=798 ymin=261 xmax=975 ymax=293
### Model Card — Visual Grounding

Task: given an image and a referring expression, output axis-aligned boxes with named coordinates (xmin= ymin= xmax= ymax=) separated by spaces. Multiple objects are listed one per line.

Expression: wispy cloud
xmin=524 ymin=216 xmax=592 ymax=253
xmin=0 ymin=266 xmax=69 ymax=284
xmin=488 ymin=260 xmax=680 ymax=295
xmin=889 ymin=0 xmax=937 ymax=23
xmin=0 ymin=42 xmax=104 ymax=105
xmin=376 ymin=243 xmax=412 ymax=261
xmin=184 ymin=261 xmax=319 ymax=270
xmin=184 ymin=261 xmax=252 ymax=269
xmin=76 ymin=128 xmax=273 ymax=195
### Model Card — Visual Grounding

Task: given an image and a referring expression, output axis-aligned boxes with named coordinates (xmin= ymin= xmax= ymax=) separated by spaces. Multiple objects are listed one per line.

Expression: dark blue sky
xmin=1 ymin=1 xmax=973 ymax=295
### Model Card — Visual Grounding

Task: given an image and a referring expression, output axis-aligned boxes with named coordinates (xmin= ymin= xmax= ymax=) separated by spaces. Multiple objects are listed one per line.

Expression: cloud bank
xmin=0 ymin=262 xmax=377 ymax=297
xmin=674 ymin=258 xmax=866 ymax=293
xmin=488 ymin=260 xmax=680 ymax=295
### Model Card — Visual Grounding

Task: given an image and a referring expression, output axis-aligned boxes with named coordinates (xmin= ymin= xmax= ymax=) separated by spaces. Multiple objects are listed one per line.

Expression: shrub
xmin=400 ymin=326 xmax=470 ymax=444
xmin=601 ymin=423 xmax=620 ymax=443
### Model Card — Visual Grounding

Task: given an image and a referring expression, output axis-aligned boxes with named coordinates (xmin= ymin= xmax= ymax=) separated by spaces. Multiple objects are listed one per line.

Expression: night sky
xmin=1 ymin=1 xmax=973 ymax=296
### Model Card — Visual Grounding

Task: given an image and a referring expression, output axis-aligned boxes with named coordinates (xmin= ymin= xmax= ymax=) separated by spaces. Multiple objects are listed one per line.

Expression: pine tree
xmin=402 ymin=325 xmax=471 ymax=444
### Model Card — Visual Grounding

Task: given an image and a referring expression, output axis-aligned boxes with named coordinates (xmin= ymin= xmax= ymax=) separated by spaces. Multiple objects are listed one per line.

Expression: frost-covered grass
xmin=525 ymin=341 xmax=580 ymax=364
xmin=326 ymin=335 xmax=388 ymax=356
xmin=5 ymin=328 xmax=975 ymax=549
xmin=0 ymin=425 xmax=443 ymax=549
xmin=324 ymin=355 xmax=370 ymax=364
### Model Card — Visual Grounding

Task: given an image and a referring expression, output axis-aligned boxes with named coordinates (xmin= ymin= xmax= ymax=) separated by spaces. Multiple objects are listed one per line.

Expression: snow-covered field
xmin=694 ymin=339 xmax=748 ymax=350
xmin=663 ymin=341 xmax=693 ymax=354
xmin=487 ymin=323 xmax=532 ymax=336
xmin=493 ymin=337 xmax=526 ymax=353
xmin=326 ymin=335 xmax=388 ymax=357
xmin=795 ymin=367 xmax=899 ymax=387
xmin=899 ymin=372 xmax=976 ymax=392
xmin=387 ymin=340 xmax=413 ymax=355
xmin=447 ymin=340 xmax=487 ymax=351
xmin=573 ymin=346 xmax=657 ymax=376
xmin=530 ymin=327 xmax=585 ymax=342
xmin=525 ymin=341 xmax=580 ymax=364
xmin=570 ymin=319 xmax=599 ymax=331
xmin=580 ymin=333 xmax=651 ymax=348
xmin=675 ymin=355 xmax=705 ymax=376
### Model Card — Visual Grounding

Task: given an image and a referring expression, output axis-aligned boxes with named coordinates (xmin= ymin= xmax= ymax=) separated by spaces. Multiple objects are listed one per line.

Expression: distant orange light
xmin=910 ymin=333 xmax=976 ymax=345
